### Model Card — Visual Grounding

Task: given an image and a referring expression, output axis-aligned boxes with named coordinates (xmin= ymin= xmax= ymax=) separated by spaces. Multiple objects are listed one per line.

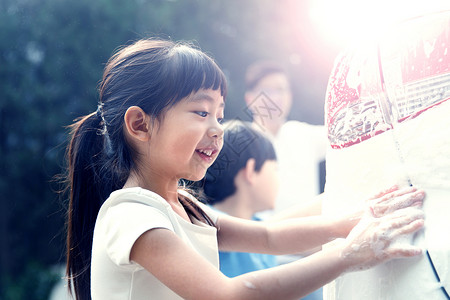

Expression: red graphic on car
xmin=326 ymin=12 xmax=450 ymax=149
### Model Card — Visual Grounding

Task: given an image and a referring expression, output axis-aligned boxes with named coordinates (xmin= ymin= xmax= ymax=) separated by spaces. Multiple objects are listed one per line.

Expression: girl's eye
xmin=195 ymin=111 xmax=209 ymax=117
xmin=217 ymin=118 xmax=224 ymax=124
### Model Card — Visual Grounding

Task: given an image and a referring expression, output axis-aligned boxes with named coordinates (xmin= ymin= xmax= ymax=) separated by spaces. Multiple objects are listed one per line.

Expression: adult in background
xmin=244 ymin=61 xmax=327 ymax=214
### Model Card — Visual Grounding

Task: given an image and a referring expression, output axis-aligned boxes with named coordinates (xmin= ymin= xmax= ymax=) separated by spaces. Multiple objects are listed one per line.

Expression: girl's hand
xmin=341 ymin=186 xmax=425 ymax=271
xmin=366 ymin=186 xmax=424 ymax=218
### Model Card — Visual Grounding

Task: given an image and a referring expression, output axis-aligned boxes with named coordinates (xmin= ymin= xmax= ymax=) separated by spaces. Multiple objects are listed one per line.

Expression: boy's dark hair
xmin=203 ymin=120 xmax=276 ymax=204
xmin=245 ymin=60 xmax=287 ymax=91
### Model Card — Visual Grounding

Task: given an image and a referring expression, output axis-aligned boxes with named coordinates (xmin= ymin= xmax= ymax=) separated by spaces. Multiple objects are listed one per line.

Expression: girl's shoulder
xmin=103 ymin=187 xmax=171 ymax=212
xmin=101 ymin=187 xmax=218 ymax=226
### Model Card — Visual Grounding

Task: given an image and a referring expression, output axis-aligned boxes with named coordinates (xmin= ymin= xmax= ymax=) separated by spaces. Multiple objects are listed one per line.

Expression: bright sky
xmin=309 ymin=0 xmax=450 ymax=50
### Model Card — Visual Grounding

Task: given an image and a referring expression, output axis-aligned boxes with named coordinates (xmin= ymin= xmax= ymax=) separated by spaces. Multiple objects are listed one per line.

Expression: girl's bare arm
xmin=130 ymin=187 xmax=425 ymax=300
xmin=219 ymin=186 xmax=424 ymax=255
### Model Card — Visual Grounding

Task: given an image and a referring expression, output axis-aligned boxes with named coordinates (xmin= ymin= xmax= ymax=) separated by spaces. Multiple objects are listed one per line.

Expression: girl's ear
xmin=124 ymin=106 xmax=151 ymax=142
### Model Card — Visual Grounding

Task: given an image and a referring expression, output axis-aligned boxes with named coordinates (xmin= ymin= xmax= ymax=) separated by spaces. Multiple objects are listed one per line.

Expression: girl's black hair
xmin=65 ymin=39 xmax=227 ymax=300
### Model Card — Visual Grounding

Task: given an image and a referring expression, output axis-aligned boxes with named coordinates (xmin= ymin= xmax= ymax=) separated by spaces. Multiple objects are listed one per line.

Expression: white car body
xmin=323 ymin=11 xmax=450 ymax=299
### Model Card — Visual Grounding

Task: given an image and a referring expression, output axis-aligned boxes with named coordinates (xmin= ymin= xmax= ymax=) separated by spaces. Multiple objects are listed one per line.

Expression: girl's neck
xmin=124 ymin=172 xmax=192 ymax=222
xmin=123 ymin=171 xmax=179 ymax=203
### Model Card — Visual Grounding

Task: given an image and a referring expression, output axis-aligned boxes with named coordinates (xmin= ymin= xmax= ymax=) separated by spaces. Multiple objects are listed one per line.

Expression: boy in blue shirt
xmin=202 ymin=120 xmax=278 ymax=277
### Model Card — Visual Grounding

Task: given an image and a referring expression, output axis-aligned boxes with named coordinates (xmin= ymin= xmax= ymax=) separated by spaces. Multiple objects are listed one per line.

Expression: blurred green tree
xmin=0 ymin=0 xmax=142 ymax=298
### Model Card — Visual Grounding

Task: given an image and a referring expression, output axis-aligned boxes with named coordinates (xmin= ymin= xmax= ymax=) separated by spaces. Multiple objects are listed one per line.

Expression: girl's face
xmin=147 ymin=89 xmax=225 ymax=182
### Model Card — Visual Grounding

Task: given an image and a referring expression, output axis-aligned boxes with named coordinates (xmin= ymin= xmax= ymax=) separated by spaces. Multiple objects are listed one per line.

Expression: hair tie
xmin=96 ymin=106 xmax=103 ymax=121
xmin=95 ymin=105 xmax=112 ymax=155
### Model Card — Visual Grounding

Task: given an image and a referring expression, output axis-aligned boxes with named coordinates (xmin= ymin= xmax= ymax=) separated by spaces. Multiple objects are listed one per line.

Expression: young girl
xmin=65 ymin=38 xmax=426 ymax=300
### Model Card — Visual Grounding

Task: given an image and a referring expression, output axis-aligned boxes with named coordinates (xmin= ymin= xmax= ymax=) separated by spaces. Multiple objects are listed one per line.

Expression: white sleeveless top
xmin=91 ymin=187 xmax=219 ymax=299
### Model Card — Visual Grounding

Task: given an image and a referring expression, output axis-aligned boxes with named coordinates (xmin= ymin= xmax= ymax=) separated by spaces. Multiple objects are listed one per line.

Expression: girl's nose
xmin=208 ymin=122 xmax=224 ymax=139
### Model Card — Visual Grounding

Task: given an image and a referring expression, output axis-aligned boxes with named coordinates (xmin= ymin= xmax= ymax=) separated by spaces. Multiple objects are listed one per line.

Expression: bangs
xmin=168 ymin=44 xmax=227 ymax=103
xmin=102 ymin=39 xmax=228 ymax=121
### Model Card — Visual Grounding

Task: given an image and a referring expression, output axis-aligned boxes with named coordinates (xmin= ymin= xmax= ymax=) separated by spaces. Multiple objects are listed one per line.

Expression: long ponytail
xmin=65 ymin=112 xmax=121 ymax=300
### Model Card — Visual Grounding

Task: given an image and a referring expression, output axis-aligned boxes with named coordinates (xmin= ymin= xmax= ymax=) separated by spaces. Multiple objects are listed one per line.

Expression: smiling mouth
xmin=196 ymin=149 xmax=216 ymax=161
